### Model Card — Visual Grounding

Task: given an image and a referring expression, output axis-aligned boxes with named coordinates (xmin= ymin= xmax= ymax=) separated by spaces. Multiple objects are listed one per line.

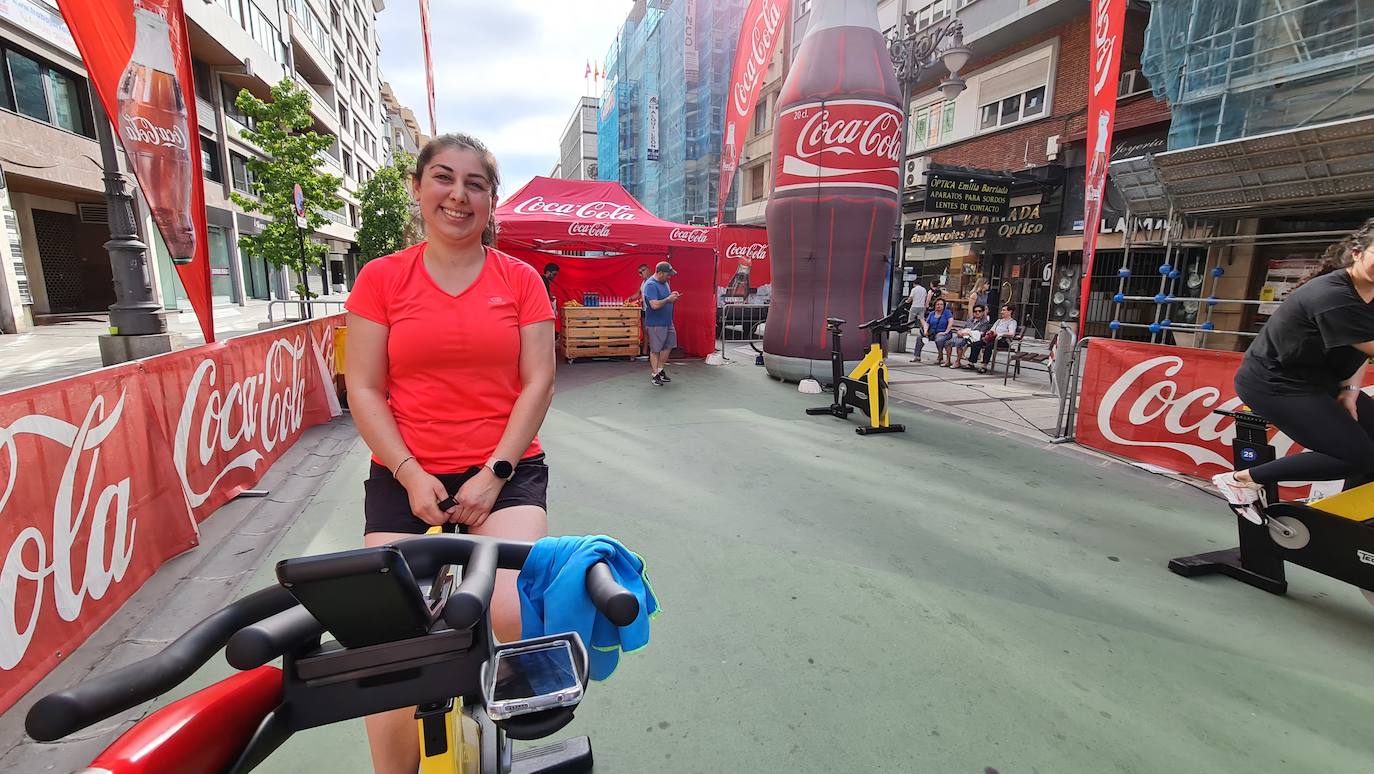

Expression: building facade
xmin=597 ymin=0 xmax=748 ymax=224
xmin=558 ymin=96 xmax=599 ymax=181
xmin=380 ymin=80 xmax=424 ymax=162
xmin=0 ymin=0 xmax=396 ymax=333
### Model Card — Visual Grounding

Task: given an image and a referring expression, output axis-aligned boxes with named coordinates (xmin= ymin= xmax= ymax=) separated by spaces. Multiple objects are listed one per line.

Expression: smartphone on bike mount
xmin=480 ymin=632 xmax=588 ymax=720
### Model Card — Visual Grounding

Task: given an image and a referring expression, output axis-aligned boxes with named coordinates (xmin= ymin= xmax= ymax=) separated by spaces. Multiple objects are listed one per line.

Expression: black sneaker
xmin=656 ymin=369 xmax=671 ymax=383
xmin=650 ymin=373 xmax=665 ymax=386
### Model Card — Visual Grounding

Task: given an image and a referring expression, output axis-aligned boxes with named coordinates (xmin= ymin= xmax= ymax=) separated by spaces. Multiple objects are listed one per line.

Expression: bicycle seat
xmin=825 ymin=317 xmax=846 ymax=327
xmin=1212 ymin=407 xmax=1271 ymax=426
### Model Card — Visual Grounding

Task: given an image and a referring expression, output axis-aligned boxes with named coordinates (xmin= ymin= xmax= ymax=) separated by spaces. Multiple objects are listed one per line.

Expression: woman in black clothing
xmin=1214 ymin=219 xmax=1374 ymax=522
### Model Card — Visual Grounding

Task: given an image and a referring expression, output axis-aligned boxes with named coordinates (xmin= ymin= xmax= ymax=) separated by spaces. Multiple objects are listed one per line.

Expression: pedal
xmin=510 ymin=735 xmax=593 ymax=774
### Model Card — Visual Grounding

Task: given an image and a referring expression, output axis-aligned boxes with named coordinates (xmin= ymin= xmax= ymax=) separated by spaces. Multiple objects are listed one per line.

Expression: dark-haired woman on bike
xmin=1215 ymin=218 xmax=1374 ymax=522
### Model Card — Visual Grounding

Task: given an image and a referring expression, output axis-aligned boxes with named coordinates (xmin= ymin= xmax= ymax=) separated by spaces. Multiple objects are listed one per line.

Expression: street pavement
xmin=4 ymin=352 xmax=1374 ymax=773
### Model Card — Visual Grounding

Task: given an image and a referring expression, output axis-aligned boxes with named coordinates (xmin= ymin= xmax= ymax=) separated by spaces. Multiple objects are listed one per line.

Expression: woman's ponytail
xmin=1294 ymin=217 xmax=1374 ymax=288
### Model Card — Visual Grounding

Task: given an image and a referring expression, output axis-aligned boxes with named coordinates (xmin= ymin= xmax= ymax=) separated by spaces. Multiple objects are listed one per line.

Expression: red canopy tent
xmin=494 ymin=177 xmax=716 ymax=357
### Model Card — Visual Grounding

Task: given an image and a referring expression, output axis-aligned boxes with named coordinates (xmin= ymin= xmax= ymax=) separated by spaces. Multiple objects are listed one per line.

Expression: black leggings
xmin=1236 ymin=386 xmax=1374 ymax=489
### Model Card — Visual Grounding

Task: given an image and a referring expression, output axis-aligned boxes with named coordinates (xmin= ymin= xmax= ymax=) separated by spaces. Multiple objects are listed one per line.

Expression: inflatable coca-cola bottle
xmin=118 ymin=0 xmax=196 ymax=264
xmin=763 ymin=0 xmax=903 ymax=381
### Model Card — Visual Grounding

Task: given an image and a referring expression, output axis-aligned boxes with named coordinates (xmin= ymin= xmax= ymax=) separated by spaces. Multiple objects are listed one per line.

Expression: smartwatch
xmin=486 ymin=459 xmax=516 ymax=481
xmin=1340 ymin=385 xmax=1361 ymax=392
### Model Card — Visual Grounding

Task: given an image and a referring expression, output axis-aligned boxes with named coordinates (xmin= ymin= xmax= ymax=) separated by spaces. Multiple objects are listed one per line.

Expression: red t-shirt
xmin=345 ymin=244 xmax=555 ymax=472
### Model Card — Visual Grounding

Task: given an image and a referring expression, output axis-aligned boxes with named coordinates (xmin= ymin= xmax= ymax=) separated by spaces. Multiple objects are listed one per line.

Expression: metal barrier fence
xmin=267 ymin=296 xmax=349 ymax=325
xmin=716 ymin=303 xmax=770 ymax=360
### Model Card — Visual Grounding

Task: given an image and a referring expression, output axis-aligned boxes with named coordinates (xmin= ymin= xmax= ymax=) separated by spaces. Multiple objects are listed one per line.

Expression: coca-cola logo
xmin=1093 ymin=353 xmax=1313 ymax=470
xmin=730 ymin=1 xmax=783 ymax=116
xmin=725 ymin=242 xmax=767 ymax=261
xmin=775 ymin=101 xmax=903 ymax=192
xmin=174 ymin=337 xmax=308 ymax=508
xmin=0 ymin=392 xmax=137 ymax=670
xmin=794 ymin=106 xmax=902 ymax=162
xmin=670 ymin=228 xmax=710 ymax=244
xmin=1092 ymin=0 xmax=1120 ymax=96
xmin=123 ymin=115 xmax=188 ymax=151
xmin=568 ymin=222 xmax=611 ymax=237
xmin=512 ymin=196 xmax=637 ymax=221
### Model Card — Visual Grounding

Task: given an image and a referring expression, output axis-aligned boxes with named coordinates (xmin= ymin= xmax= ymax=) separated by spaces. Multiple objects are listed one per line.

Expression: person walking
xmin=344 ymin=133 xmax=556 ymax=774
xmin=642 ymin=261 xmax=681 ymax=385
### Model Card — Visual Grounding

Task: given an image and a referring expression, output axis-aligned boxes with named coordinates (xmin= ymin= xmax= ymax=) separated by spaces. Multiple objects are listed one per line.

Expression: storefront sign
xmin=0 ymin=315 xmax=344 ymax=714
xmin=0 ymin=0 xmax=77 ymax=55
xmin=646 ymin=96 xmax=660 ymax=162
xmin=1076 ymin=338 xmax=1328 ymax=494
xmin=906 ymin=204 xmax=1050 ymax=246
xmin=925 ymin=172 xmax=1011 ymax=216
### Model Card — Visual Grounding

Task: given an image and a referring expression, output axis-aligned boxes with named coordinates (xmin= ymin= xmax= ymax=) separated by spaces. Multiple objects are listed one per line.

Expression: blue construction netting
xmin=1141 ymin=0 xmax=1374 ymax=151
xmin=597 ymin=0 xmax=746 ymax=224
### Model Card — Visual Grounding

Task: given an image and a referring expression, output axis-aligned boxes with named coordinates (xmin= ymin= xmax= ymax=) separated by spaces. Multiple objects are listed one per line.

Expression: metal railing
xmin=715 ymin=302 xmax=770 ymax=360
xmin=267 ymin=296 xmax=349 ymax=325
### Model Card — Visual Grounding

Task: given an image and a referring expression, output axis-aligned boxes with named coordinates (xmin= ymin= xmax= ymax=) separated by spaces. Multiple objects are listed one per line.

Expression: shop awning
xmin=1109 ymin=115 xmax=1374 ymax=218
xmin=495 ymin=177 xmax=713 ymax=251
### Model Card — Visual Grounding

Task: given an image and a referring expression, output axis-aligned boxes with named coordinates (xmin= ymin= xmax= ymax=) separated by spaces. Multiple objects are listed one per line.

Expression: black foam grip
xmin=443 ymin=541 xmax=498 ymax=630
xmin=225 ymin=605 xmax=324 ymax=670
xmin=497 ymin=707 xmax=576 ymax=741
xmin=586 ymin=562 xmax=639 ymax=627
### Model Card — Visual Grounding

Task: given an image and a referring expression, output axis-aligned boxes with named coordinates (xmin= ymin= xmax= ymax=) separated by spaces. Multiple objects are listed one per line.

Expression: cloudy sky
xmin=377 ymin=0 xmax=627 ymax=200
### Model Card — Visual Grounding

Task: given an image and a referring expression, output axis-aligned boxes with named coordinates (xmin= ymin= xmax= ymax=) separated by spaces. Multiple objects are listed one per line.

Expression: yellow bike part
xmin=1308 ymin=481 xmax=1374 ymax=522
xmin=418 ymin=702 xmax=480 ymax=774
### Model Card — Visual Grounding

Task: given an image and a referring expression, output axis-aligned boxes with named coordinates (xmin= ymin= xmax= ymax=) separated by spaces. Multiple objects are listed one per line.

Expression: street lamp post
xmin=886 ymin=14 xmax=971 ymax=310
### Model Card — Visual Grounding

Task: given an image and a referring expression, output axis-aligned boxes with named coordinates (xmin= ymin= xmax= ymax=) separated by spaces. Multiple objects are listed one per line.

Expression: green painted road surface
xmin=155 ymin=358 xmax=1374 ymax=773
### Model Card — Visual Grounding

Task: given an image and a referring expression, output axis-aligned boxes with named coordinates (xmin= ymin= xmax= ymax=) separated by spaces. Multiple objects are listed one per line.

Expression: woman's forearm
xmin=491 ymin=378 xmax=555 ymax=464
xmin=349 ymin=387 xmax=415 ymax=473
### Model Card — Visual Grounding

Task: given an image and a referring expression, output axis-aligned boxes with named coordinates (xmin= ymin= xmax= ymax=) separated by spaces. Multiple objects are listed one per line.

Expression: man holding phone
xmin=642 ymin=261 xmax=680 ymax=386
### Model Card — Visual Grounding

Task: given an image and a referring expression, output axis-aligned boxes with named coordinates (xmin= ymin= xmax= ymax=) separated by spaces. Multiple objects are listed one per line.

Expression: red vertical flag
xmin=419 ymin=0 xmax=437 ymax=137
xmin=717 ymin=0 xmax=788 ymax=224
xmin=55 ymin=0 xmax=214 ymax=343
xmin=1079 ymin=0 xmax=1129 ymax=327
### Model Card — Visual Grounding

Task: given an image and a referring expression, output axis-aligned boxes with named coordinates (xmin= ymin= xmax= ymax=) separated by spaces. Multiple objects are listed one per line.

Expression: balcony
xmin=296 ymin=77 xmax=340 ymax=137
xmin=902 ymin=0 xmax=1079 ymax=92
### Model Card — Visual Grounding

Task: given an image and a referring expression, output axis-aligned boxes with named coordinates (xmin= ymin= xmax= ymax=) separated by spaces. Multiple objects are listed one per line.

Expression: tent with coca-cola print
xmin=494 ymin=176 xmax=716 ymax=358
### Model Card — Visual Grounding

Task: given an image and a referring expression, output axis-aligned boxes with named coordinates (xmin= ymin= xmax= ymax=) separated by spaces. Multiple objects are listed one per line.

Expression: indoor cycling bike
xmin=1169 ymin=408 xmax=1374 ymax=607
xmin=25 ymin=533 xmax=642 ymax=774
xmin=806 ymin=299 xmax=912 ymax=435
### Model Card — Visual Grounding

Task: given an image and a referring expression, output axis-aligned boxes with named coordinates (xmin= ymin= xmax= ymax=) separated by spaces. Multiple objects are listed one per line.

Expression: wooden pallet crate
xmin=560 ymin=306 xmax=643 ymax=361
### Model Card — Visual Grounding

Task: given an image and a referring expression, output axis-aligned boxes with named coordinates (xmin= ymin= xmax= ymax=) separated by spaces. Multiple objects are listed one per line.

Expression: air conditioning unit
xmin=1118 ymin=69 xmax=1149 ymax=99
xmin=904 ymin=157 xmax=927 ymax=189
xmin=1046 ymin=134 xmax=1061 ymax=161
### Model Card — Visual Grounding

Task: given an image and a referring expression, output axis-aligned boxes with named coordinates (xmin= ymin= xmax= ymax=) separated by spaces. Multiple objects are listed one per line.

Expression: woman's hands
xmin=451 ymin=468 xmax=504 ymax=528
xmin=396 ymin=464 xmax=454 ymax=526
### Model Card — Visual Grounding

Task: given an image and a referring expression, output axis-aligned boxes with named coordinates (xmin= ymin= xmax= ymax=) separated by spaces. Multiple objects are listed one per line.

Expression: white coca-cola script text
xmin=512 ymin=196 xmax=637 ymax=221
xmin=123 ymin=115 xmax=188 ymax=152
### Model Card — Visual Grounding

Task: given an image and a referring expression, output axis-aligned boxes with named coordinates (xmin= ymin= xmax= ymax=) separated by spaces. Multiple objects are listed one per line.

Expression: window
xmin=331 ymin=3 xmax=341 ymax=32
xmin=247 ymin=3 xmax=285 ymax=64
xmin=1 ymin=46 xmax=92 ymax=137
xmin=796 ymin=0 xmax=812 ymax=16
xmin=914 ymin=0 xmax=949 ymax=31
xmin=215 ymin=0 xmax=244 ymax=25
xmin=342 ymin=150 xmax=353 ymax=178
xmin=979 ymin=85 xmax=1047 ymax=130
xmin=222 ymin=82 xmax=255 ymax=128
xmin=339 ymin=105 xmax=349 ymax=133
xmin=753 ymin=94 xmax=771 ymax=134
xmin=230 ymin=152 xmax=254 ymax=193
xmin=748 ymin=164 xmax=767 ymax=201
xmin=911 ymin=100 xmax=956 ymax=151
xmin=976 ymin=52 xmax=1052 ymax=131
xmin=201 ymin=134 xmax=223 ymax=182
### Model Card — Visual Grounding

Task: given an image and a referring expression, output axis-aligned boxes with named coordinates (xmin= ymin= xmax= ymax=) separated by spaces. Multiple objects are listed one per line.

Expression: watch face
xmin=493 ymin=460 xmax=515 ymax=480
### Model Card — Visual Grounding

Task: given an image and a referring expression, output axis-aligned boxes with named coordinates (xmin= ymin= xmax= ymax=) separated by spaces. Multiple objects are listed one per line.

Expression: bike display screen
xmin=492 ymin=641 xmax=579 ymax=702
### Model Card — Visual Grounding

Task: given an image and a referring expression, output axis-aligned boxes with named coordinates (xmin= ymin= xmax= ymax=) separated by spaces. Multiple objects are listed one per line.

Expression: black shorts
xmin=363 ymin=454 xmax=549 ymax=535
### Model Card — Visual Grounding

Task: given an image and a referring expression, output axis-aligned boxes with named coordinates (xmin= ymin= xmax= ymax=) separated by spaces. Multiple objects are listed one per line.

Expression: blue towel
xmin=517 ymin=535 xmax=660 ymax=680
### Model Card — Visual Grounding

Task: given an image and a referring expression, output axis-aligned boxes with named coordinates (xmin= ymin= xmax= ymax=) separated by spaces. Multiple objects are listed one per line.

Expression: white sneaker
xmin=1211 ymin=471 xmax=1264 ymax=524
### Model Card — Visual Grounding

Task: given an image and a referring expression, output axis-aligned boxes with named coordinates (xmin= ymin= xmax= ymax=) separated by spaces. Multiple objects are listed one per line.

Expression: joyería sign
xmin=0 ymin=316 xmax=343 ymax=714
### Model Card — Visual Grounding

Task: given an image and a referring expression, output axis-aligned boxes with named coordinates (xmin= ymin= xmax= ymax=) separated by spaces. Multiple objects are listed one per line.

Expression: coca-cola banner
xmin=717 ymin=225 xmax=771 ymax=297
xmin=1079 ymin=0 xmax=1128 ymax=325
xmin=1076 ymin=339 xmax=1333 ymax=497
xmin=55 ymin=0 xmax=214 ymax=343
xmin=496 ymin=177 xmax=716 ymax=251
xmin=0 ymin=316 xmax=344 ymax=713
xmin=717 ymin=0 xmax=788 ymax=223
xmin=138 ymin=323 xmax=340 ymax=521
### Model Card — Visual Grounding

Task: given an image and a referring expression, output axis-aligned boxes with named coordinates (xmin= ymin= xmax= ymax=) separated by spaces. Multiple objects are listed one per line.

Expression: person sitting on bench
xmin=968 ymin=304 xmax=1018 ymax=374
xmin=913 ymin=297 xmax=952 ymax=363
xmin=947 ymin=305 xmax=991 ymax=370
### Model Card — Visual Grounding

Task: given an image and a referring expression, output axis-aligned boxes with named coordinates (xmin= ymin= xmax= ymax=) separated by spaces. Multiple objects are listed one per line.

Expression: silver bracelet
xmin=392 ymin=455 xmax=416 ymax=477
xmin=1340 ymin=385 xmax=1361 ymax=392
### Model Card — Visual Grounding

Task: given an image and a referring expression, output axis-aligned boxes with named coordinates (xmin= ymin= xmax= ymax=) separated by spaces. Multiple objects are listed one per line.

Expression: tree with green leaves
xmin=357 ymin=151 xmax=416 ymax=264
xmin=229 ymin=78 xmax=342 ymax=299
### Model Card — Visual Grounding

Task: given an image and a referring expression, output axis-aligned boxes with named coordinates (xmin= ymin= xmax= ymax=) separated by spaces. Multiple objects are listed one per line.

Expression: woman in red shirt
xmin=345 ymin=133 xmax=555 ymax=774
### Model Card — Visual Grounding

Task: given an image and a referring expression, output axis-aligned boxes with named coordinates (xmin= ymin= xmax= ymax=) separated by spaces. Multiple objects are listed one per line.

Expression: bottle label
xmin=773 ymin=99 xmax=903 ymax=194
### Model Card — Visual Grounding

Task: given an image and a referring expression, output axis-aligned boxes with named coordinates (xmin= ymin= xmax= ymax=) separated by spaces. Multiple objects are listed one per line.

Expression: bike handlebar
xmin=26 ymin=534 xmax=640 ymax=742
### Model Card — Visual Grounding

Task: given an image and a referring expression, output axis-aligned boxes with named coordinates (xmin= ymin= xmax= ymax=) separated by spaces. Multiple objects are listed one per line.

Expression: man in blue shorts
xmin=642 ymin=261 xmax=681 ymax=386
